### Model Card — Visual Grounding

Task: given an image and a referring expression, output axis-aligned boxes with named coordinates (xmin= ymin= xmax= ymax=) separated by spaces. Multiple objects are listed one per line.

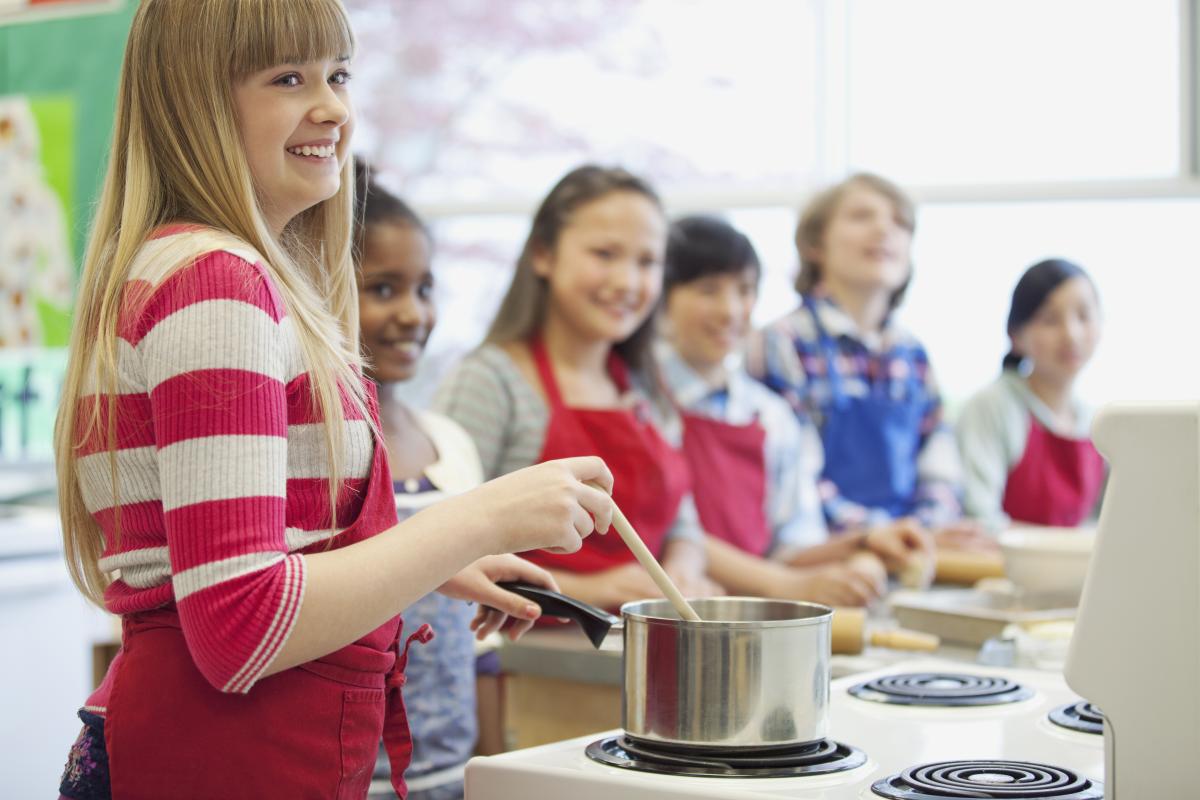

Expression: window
xmin=348 ymin=0 xmax=1199 ymax=411
xmin=908 ymin=199 xmax=1200 ymax=407
xmin=845 ymin=0 xmax=1182 ymax=185
xmin=348 ymin=0 xmax=823 ymax=204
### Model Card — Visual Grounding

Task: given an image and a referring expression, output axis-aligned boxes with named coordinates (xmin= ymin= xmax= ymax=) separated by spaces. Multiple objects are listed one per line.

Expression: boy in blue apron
xmin=747 ymin=174 xmax=992 ymax=557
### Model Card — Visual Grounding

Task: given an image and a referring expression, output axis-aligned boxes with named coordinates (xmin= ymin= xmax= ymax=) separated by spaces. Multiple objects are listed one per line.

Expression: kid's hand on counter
xmin=788 ymin=562 xmax=883 ymax=607
xmin=933 ymin=521 xmax=999 ymax=553
xmin=662 ymin=540 xmax=722 ymax=598
xmin=440 ymin=555 xmax=559 ymax=641
xmin=556 ymin=562 xmax=664 ymax=609
xmin=666 ymin=568 xmax=725 ymax=599
xmin=863 ymin=517 xmax=935 ymax=571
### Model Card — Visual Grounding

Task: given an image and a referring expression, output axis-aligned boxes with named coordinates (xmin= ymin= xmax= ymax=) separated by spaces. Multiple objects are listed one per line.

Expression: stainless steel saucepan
xmin=499 ymin=582 xmax=833 ymax=750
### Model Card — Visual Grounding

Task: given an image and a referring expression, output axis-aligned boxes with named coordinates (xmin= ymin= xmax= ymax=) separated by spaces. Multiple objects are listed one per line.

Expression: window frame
xmin=398 ymin=0 xmax=1199 ymax=221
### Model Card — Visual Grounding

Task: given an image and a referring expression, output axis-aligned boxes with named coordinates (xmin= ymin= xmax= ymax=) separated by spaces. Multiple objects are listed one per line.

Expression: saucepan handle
xmin=497 ymin=581 xmax=621 ymax=649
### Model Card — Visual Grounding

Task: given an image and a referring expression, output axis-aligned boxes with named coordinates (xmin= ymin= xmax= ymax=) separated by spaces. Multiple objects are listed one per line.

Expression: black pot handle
xmin=497 ymin=581 xmax=621 ymax=649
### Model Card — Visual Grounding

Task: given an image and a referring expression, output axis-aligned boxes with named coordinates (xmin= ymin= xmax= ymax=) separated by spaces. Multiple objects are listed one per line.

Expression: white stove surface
xmin=465 ymin=658 xmax=1104 ymax=799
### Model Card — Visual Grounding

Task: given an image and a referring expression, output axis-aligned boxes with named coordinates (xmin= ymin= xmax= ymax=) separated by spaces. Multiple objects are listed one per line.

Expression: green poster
xmin=0 ymin=94 xmax=76 ymax=350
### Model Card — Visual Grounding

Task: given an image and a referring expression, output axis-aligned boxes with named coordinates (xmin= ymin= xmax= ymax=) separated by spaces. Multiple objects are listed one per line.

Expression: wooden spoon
xmin=589 ymin=481 xmax=702 ymax=621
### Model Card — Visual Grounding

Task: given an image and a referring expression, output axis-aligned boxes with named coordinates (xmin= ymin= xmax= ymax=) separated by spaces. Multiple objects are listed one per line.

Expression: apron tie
xmin=383 ymin=623 xmax=435 ymax=796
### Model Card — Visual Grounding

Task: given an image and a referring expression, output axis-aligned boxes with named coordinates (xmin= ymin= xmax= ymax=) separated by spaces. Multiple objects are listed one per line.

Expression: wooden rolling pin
xmin=831 ymin=607 xmax=940 ymax=655
xmin=934 ymin=548 xmax=1006 ymax=586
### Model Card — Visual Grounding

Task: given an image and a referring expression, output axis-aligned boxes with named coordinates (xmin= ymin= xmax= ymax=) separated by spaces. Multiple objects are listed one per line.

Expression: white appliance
xmin=467 ymin=402 xmax=1198 ymax=798
xmin=465 ymin=659 xmax=1104 ymax=799
xmin=1065 ymin=403 xmax=1200 ymax=798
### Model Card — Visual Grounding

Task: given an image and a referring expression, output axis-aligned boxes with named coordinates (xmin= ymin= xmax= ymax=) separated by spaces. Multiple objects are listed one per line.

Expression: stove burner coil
xmin=584 ymin=735 xmax=866 ymax=778
xmin=872 ymin=760 xmax=1104 ymax=799
xmin=1048 ymin=701 xmax=1104 ymax=735
xmin=848 ymin=672 xmax=1034 ymax=706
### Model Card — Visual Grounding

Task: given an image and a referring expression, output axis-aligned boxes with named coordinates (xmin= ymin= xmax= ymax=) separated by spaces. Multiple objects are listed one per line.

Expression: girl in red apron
xmin=435 ymin=166 xmax=717 ymax=610
xmin=957 ymin=259 xmax=1105 ymax=530
xmin=658 ymin=215 xmax=887 ymax=607
xmin=56 ymin=5 xmax=613 ymax=799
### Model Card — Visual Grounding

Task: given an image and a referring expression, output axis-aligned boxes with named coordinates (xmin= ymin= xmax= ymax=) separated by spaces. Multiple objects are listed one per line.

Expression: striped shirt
xmin=745 ymin=293 xmax=964 ymax=531
xmin=76 ymin=227 xmax=375 ymax=697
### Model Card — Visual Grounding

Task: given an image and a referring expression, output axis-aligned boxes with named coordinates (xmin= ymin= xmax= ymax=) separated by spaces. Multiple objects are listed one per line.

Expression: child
xmin=436 ymin=165 xmax=716 ymax=609
xmin=957 ymin=259 xmax=1104 ymax=530
xmin=54 ymin=4 xmax=612 ymax=798
xmin=353 ymin=162 xmax=484 ymax=800
xmin=746 ymin=173 xmax=987 ymax=562
xmin=658 ymin=215 xmax=902 ymax=606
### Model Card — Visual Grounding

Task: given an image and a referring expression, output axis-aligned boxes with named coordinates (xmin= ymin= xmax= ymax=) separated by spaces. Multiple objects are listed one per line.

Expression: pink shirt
xmin=75 ymin=228 xmax=375 ymax=701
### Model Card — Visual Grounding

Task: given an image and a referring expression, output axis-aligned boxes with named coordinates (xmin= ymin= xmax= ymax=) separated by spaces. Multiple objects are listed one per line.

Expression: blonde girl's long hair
xmin=486 ymin=165 xmax=668 ymax=396
xmin=54 ymin=0 xmax=369 ymax=606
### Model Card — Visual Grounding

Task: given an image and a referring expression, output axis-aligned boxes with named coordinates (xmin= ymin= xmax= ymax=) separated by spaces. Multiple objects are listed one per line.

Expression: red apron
xmin=681 ymin=411 xmax=772 ymax=556
xmin=103 ymin=395 xmax=428 ymax=799
xmin=521 ymin=336 xmax=690 ymax=574
xmin=1001 ymin=414 xmax=1106 ymax=527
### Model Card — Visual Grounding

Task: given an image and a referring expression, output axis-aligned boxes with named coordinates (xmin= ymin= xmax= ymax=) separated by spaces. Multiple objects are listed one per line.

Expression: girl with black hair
xmin=956 ymin=259 xmax=1105 ymax=530
xmin=354 ymin=161 xmax=534 ymax=800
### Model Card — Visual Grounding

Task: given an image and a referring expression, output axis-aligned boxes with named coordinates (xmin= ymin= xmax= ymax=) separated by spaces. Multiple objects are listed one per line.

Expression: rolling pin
xmin=934 ymin=549 xmax=1006 ymax=586
xmin=832 ymin=607 xmax=940 ymax=655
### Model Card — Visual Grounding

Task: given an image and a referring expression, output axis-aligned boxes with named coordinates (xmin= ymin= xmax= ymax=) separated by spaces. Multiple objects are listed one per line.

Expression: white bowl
xmin=998 ymin=526 xmax=1095 ymax=599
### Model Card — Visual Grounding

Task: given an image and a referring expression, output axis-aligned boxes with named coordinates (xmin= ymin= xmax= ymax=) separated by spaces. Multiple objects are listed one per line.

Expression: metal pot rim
xmin=619 ymin=596 xmax=833 ymax=629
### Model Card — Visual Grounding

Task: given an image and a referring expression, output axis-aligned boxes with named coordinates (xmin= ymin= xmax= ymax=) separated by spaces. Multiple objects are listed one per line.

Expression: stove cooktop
xmin=847 ymin=672 xmax=1034 ymax=707
xmin=872 ymin=760 xmax=1103 ymax=799
xmin=1048 ymin=701 xmax=1104 ymax=736
xmin=464 ymin=659 xmax=1105 ymax=799
xmin=585 ymin=735 xmax=867 ymax=779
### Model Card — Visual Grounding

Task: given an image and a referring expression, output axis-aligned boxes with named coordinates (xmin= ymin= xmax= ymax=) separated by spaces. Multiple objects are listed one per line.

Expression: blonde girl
xmin=55 ymin=3 xmax=611 ymax=798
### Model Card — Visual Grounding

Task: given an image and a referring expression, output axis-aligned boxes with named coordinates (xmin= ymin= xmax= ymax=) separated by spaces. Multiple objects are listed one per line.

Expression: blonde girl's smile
xmin=285 ymin=138 xmax=339 ymax=160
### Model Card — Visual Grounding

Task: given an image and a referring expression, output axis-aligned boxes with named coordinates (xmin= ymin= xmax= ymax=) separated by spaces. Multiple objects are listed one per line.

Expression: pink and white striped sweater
xmin=77 ymin=227 xmax=381 ymax=701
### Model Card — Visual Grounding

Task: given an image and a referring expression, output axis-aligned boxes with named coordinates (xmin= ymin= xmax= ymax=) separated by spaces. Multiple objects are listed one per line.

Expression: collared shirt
xmin=657 ymin=341 xmax=828 ymax=554
xmin=745 ymin=293 xmax=964 ymax=532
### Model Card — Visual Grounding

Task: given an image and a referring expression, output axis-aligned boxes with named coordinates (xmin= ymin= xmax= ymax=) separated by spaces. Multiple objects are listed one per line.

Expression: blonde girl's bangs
xmin=228 ymin=0 xmax=354 ymax=79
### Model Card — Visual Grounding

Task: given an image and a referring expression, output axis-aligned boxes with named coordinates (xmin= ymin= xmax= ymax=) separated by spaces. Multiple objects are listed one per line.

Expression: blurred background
xmin=0 ymin=0 xmax=1196 ymax=793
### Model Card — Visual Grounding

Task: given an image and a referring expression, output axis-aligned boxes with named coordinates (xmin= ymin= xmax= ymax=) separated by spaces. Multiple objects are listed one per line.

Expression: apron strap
xmin=805 ymin=298 xmax=849 ymax=410
xmin=606 ymin=349 xmax=631 ymax=394
xmin=530 ymin=335 xmax=567 ymax=409
xmin=531 ymin=334 xmax=633 ymax=406
xmin=384 ymin=623 xmax=435 ymax=797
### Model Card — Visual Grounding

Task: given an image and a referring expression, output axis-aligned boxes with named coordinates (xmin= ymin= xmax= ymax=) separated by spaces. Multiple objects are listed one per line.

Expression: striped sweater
xmin=77 ymin=226 xmax=377 ymax=697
